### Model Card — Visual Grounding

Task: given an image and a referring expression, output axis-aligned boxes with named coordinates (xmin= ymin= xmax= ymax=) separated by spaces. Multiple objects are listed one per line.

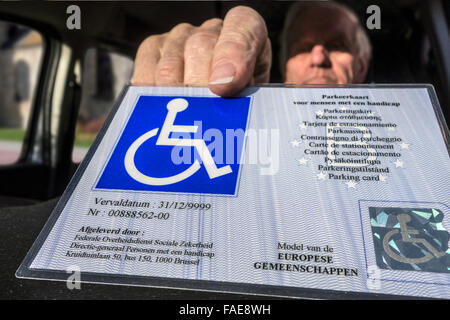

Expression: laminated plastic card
xmin=17 ymin=85 xmax=450 ymax=299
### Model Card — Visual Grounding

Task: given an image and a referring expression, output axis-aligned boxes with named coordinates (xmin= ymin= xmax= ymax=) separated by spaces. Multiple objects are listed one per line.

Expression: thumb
xmin=208 ymin=6 xmax=270 ymax=97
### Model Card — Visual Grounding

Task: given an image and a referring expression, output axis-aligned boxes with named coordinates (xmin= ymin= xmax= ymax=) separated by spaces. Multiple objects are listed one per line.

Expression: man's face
xmin=284 ymin=6 xmax=367 ymax=84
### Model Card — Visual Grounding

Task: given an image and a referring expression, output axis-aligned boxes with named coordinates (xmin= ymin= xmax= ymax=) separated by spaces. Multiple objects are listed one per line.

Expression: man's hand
xmin=131 ymin=6 xmax=271 ymax=97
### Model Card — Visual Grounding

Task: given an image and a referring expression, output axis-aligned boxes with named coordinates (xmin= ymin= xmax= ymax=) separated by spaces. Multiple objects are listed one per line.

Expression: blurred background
xmin=0 ymin=21 xmax=133 ymax=164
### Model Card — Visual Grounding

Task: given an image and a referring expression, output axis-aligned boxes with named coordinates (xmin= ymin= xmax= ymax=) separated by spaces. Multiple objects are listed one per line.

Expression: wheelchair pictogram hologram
xmin=382 ymin=213 xmax=446 ymax=264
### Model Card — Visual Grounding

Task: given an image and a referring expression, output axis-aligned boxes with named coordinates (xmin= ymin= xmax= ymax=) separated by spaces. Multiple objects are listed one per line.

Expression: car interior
xmin=0 ymin=0 xmax=448 ymax=299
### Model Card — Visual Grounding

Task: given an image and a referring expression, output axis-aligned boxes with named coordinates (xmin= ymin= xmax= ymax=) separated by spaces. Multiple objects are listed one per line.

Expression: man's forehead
xmin=289 ymin=6 xmax=357 ymax=43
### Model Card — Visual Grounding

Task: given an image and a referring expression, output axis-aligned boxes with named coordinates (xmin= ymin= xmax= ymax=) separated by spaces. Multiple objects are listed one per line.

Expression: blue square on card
xmin=96 ymin=95 xmax=251 ymax=195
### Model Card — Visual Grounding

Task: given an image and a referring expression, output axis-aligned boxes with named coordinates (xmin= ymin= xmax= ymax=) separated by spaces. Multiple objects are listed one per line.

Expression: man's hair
xmin=279 ymin=1 xmax=372 ymax=75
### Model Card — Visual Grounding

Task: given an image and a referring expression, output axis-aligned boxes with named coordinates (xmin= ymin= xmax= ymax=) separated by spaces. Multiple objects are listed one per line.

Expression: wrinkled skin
xmin=132 ymin=6 xmax=272 ymax=97
xmin=131 ymin=5 xmax=368 ymax=97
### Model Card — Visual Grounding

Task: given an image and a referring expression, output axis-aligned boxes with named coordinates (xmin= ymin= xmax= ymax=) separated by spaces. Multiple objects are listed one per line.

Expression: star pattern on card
xmin=316 ymin=110 xmax=324 ymax=116
xmin=290 ymin=139 xmax=301 ymax=147
xmin=345 ymin=181 xmax=357 ymax=189
xmin=299 ymin=123 xmax=307 ymax=130
xmin=379 ymin=174 xmax=387 ymax=182
xmin=340 ymin=106 xmax=348 ymax=111
xmin=399 ymin=142 xmax=409 ymax=149
xmin=394 ymin=159 xmax=404 ymax=168
xmin=298 ymin=157 xmax=309 ymax=165
xmin=317 ymin=172 xmax=327 ymax=180
xmin=388 ymin=127 xmax=396 ymax=131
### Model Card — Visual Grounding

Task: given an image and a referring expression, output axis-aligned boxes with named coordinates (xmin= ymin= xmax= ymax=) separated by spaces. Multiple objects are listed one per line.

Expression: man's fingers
xmin=253 ymin=37 xmax=272 ymax=84
xmin=184 ymin=19 xmax=222 ymax=86
xmin=131 ymin=35 xmax=163 ymax=85
xmin=199 ymin=17 xmax=223 ymax=30
xmin=209 ymin=6 xmax=269 ymax=97
xmin=155 ymin=23 xmax=194 ymax=86
xmin=132 ymin=6 xmax=271 ymax=95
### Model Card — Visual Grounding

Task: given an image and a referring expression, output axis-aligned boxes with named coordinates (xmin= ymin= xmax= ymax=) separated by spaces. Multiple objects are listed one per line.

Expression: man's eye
xmin=326 ymin=40 xmax=349 ymax=52
xmin=298 ymin=45 xmax=313 ymax=53
xmin=293 ymin=41 xmax=315 ymax=54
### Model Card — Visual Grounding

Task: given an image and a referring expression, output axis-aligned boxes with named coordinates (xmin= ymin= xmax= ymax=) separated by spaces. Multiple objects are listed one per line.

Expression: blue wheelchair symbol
xmin=96 ymin=95 xmax=251 ymax=195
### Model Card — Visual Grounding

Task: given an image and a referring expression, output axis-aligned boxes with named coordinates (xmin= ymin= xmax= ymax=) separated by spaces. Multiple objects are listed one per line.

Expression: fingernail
xmin=209 ymin=63 xmax=235 ymax=85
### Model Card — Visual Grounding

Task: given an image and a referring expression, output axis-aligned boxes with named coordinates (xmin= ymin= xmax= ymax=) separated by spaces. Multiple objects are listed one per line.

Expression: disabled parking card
xmin=17 ymin=85 xmax=450 ymax=299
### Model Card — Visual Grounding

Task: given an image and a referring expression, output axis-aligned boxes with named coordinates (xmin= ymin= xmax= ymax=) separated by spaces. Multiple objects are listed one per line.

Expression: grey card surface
xmin=17 ymin=85 xmax=450 ymax=299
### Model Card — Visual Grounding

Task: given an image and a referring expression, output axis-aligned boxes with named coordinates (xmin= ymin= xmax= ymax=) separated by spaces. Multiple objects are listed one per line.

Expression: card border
xmin=16 ymin=84 xmax=449 ymax=299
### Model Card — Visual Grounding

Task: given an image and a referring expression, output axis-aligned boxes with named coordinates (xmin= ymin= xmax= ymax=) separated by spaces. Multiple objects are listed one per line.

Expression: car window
xmin=0 ymin=21 xmax=43 ymax=165
xmin=72 ymin=48 xmax=133 ymax=163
